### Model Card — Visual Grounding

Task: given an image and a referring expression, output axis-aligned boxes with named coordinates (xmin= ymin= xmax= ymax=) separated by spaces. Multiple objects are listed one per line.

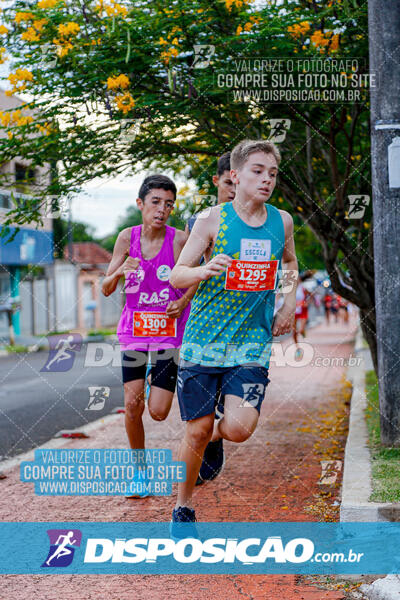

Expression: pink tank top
xmin=117 ymin=225 xmax=191 ymax=351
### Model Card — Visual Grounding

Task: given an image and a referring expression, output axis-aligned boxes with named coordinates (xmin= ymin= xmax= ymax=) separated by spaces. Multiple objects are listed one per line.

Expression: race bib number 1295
xmin=225 ymin=260 xmax=279 ymax=292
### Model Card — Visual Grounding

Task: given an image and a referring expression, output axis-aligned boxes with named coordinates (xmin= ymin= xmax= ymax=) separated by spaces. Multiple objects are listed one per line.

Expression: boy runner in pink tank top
xmin=102 ymin=175 xmax=193 ymax=467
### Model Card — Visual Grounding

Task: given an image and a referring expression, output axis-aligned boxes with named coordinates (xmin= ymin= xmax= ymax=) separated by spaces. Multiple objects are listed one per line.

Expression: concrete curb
xmin=0 ymin=333 xmax=118 ymax=357
xmin=360 ymin=575 xmax=400 ymax=599
xmin=340 ymin=328 xmax=400 ymax=522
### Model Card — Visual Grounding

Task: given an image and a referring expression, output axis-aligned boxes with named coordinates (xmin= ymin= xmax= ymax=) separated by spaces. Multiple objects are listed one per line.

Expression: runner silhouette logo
xmin=41 ymin=334 xmax=82 ymax=372
xmin=42 ymin=529 xmax=82 ymax=568
xmin=241 ymin=383 xmax=265 ymax=408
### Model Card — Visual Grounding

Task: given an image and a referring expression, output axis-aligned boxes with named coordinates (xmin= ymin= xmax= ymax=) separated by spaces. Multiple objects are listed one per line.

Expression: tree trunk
xmin=359 ymin=306 xmax=378 ymax=373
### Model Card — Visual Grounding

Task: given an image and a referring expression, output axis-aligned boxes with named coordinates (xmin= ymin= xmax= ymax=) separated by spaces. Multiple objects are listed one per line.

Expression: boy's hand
xmin=166 ymin=299 xmax=186 ymax=318
xmin=120 ymin=256 xmax=140 ymax=275
xmin=272 ymin=304 xmax=295 ymax=336
xmin=200 ymin=254 xmax=232 ymax=281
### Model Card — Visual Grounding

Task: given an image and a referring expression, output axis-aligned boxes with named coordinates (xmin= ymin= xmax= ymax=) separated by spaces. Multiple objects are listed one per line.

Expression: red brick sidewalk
xmin=0 ymin=319 xmax=358 ymax=599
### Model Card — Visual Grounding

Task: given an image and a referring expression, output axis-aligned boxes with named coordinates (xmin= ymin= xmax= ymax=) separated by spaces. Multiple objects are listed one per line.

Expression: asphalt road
xmin=0 ymin=342 xmax=125 ymax=461
xmin=0 ymin=306 xmax=324 ymax=461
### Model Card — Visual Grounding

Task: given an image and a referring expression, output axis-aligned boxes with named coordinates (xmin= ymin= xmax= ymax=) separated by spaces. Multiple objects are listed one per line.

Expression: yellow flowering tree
xmin=0 ymin=0 xmax=376 ymax=365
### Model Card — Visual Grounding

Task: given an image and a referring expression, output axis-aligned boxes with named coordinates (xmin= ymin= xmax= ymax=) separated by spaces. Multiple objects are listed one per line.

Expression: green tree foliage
xmin=0 ymin=0 xmax=376 ymax=366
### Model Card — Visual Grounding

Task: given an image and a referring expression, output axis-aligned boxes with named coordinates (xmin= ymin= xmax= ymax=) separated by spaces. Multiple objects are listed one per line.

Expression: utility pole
xmin=368 ymin=0 xmax=400 ymax=445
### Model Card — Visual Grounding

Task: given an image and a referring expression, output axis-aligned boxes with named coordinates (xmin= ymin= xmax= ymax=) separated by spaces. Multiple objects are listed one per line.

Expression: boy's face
xmin=136 ymin=188 xmax=175 ymax=228
xmin=212 ymin=170 xmax=236 ymax=204
xmin=231 ymin=151 xmax=279 ymax=204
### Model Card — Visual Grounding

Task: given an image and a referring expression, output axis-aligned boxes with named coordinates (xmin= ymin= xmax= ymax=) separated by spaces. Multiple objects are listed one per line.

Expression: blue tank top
xmin=181 ymin=202 xmax=285 ymax=367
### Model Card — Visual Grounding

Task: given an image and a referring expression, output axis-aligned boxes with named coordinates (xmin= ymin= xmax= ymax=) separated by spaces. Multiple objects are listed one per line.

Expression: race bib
xmin=225 ymin=260 xmax=279 ymax=292
xmin=133 ymin=311 xmax=177 ymax=337
xmin=240 ymin=239 xmax=271 ymax=261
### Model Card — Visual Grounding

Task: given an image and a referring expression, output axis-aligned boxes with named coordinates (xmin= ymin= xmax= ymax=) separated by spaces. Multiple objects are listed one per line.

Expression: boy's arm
xmin=101 ymin=229 xmax=137 ymax=297
xmin=170 ymin=208 xmax=231 ymax=288
xmin=272 ymin=211 xmax=298 ymax=336
xmin=166 ymin=229 xmax=196 ymax=317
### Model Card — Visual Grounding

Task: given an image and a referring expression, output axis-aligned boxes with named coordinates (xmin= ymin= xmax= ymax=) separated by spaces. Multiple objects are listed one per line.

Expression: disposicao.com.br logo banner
xmin=1 ymin=523 xmax=400 ymax=574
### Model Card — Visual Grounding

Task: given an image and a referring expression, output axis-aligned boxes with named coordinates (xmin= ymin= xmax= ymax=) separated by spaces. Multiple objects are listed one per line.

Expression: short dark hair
xmin=217 ymin=152 xmax=231 ymax=177
xmin=138 ymin=174 xmax=177 ymax=202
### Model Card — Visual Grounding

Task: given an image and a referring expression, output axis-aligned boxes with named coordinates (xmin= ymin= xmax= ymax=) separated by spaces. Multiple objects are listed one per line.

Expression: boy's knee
xmin=225 ymin=423 xmax=253 ymax=443
xmin=125 ymin=396 xmax=145 ymax=421
xmin=186 ymin=421 xmax=213 ymax=449
xmin=149 ymin=406 xmax=168 ymax=421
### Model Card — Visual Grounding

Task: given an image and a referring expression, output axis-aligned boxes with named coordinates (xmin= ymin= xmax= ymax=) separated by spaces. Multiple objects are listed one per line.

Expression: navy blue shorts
xmin=177 ymin=362 xmax=270 ymax=421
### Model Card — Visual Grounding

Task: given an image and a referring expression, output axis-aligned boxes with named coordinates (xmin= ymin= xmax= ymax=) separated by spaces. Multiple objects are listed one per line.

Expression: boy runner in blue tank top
xmin=169 ymin=139 xmax=298 ymax=529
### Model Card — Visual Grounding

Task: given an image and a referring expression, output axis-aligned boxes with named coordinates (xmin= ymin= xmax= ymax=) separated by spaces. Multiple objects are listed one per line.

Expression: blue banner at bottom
xmin=1 ymin=522 xmax=400 ymax=574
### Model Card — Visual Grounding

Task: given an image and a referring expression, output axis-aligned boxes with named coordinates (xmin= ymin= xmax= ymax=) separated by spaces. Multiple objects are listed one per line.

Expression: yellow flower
xmin=21 ymin=27 xmax=41 ymax=42
xmin=244 ymin=22 xmax=253 ymax=32
xmin=16 ymin=115 xmax=34 ymax=126
xmin=329 ymin=33 xmax=340 ymax=52
xmin=288 ymin=21 xmax=310 ymax=38
xmin=8 ymin=69 xmax=34 ymax=85
xmin=7 ymin=131 xmax=13 ymax=139
xmin=56 ymin=42 xmax=73 ymax=57
xmin=0 ymin=25 xmax=9 ymax=35
xmin=15 ymin=12 xmax=34 ymax=24
xmin=33 ymin=19 xmax=47 ymax=31
xmin=0 ymin=111 xmax=11 ymax=126
xmin=38 ymin=0 xmax=58 ymax=7
xmin=107 ymin=74 xmax=130 ymax=90
xmin=115 ymin=92 xmax=135 ymax=114
xmin=236 ymin=25 xmax=243 ymax=35
xmin=363 ymin=222 xmax=370 ymax=229
xmin=159 ymin=37 xmax=168 ymax=46
xmin=171 ymin=37 xmax=179 ymax=46
xmin=0 ymin=47 xmax=7 ymax=64
xmin=37 ymin=123 xmax=51 ymax=135
xmin=225 ymin=0 xmax=251 ymax=10
xmin=104 ymin=2 xmax=128 ymax=17
xmin=58 ymin=22 xmax=80 ymax=37
xmin=161 ymin=50 xmax=170 ymax=64
xmin=311 ymin=30 xmax=329 ymax=49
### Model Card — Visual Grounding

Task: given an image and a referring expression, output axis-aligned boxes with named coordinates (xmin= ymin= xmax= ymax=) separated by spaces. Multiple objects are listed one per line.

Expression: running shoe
xmin=198 ymin=438 xmax=224 ymax=483
xmin=170 ymin=506 xmax=199 ymax=540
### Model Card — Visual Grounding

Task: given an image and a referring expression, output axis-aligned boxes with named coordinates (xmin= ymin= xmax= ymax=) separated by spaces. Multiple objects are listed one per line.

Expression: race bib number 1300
xmin=133 ymin=311 xmax=177 ymax=337
xmin=225 ymin=260 xmax=279 ymax=292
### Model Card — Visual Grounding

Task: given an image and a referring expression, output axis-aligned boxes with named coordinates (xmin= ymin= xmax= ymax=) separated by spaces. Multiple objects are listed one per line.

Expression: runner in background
xmin=293 ymin=272 xmax=312 ymax=359
xmin=338 ymin=295 xmax=349 ymax=324
xmin=331 ymin=293 xmax=340 ymax=323
xmin=323 ymin=290 xmax=333 ymax=324
xmin=186 ymin=151 xmax=235 ymax=237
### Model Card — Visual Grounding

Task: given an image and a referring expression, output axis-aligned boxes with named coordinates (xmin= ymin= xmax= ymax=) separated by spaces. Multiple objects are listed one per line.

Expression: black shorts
xmin=121 ymin=349 xmax=179 ymax=392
